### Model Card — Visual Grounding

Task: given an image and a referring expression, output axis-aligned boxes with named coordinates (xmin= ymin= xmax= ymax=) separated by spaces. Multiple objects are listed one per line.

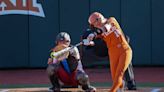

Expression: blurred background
xmin=0 ymin=0 xmax=164 ymax=68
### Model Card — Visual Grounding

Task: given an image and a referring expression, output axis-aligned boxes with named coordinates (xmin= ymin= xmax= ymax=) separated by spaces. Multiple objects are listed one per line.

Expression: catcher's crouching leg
xmin=76 ymin=71 xmax=96 ymax=92
xmin=47 ymin=64 xmax=61 ymax=91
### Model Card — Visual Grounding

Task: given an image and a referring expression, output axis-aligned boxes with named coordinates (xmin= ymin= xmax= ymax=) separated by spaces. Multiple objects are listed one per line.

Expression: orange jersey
xmin=99 ymin=17 xmax=132 ymax=92
xmin=101 ymin=17 xmax=131 ymax=52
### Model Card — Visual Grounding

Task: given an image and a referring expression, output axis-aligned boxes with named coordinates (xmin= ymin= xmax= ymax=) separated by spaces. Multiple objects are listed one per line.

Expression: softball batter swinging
xmin=85 ymin=12 xmax=133 ymax=92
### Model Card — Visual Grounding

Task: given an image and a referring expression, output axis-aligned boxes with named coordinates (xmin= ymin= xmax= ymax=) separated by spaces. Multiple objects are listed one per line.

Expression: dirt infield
xmin=1 ymin=67 xmax=164 ymax=92
xmin=1 ymin=67 xmax=164 ymax=85
xmin=1 ymin=87 xmax=164 ymax=92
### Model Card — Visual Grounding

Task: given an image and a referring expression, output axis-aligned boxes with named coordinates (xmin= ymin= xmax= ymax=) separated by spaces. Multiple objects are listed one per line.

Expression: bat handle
xmin=74 ymin=42 xmax=83 ymax=47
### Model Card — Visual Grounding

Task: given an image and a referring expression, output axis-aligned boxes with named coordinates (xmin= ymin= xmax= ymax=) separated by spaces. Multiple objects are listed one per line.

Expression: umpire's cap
xmin=56 ymin=32 xmax=71 ymax=43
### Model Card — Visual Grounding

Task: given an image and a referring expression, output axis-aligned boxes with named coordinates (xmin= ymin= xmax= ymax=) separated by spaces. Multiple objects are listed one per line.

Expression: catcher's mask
xmin=56 ymin=32 xmax=71 ymax=44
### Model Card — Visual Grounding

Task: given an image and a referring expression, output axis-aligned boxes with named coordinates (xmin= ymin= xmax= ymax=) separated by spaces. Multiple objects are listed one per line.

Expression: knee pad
xmin=47 ymin=64 xmax=60 ymax=75
xmin=77 ymin=73 xmax=89 ymax=85
xmin=47 ymin=65 xmax=55 ymax=75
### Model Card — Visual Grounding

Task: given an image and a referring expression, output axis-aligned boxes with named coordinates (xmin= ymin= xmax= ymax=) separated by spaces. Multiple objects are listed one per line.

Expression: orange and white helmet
xmin=88 ymin=12 xmax=106 ymax=27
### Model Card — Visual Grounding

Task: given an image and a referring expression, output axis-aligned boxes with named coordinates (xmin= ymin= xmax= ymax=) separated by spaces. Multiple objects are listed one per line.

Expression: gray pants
xmin=124 ymin=62 xmax=137 ymax=90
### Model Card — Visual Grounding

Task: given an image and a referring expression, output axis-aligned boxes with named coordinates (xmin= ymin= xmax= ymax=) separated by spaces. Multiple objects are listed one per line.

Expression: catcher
xmin=46 ymin=32 xmax=96 ymax=92
xmin=85 ymin=12 xmax=133 ymax=92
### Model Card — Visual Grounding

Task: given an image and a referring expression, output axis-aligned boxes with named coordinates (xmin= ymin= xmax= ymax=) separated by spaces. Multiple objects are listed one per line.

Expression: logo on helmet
xmin=0 ymin=0 xmax=45 ymax=17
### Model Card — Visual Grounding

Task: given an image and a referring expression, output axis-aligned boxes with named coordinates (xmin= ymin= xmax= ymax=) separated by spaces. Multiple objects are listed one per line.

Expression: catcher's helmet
xmin=56 ymin=32 xmax=71 ymax=43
